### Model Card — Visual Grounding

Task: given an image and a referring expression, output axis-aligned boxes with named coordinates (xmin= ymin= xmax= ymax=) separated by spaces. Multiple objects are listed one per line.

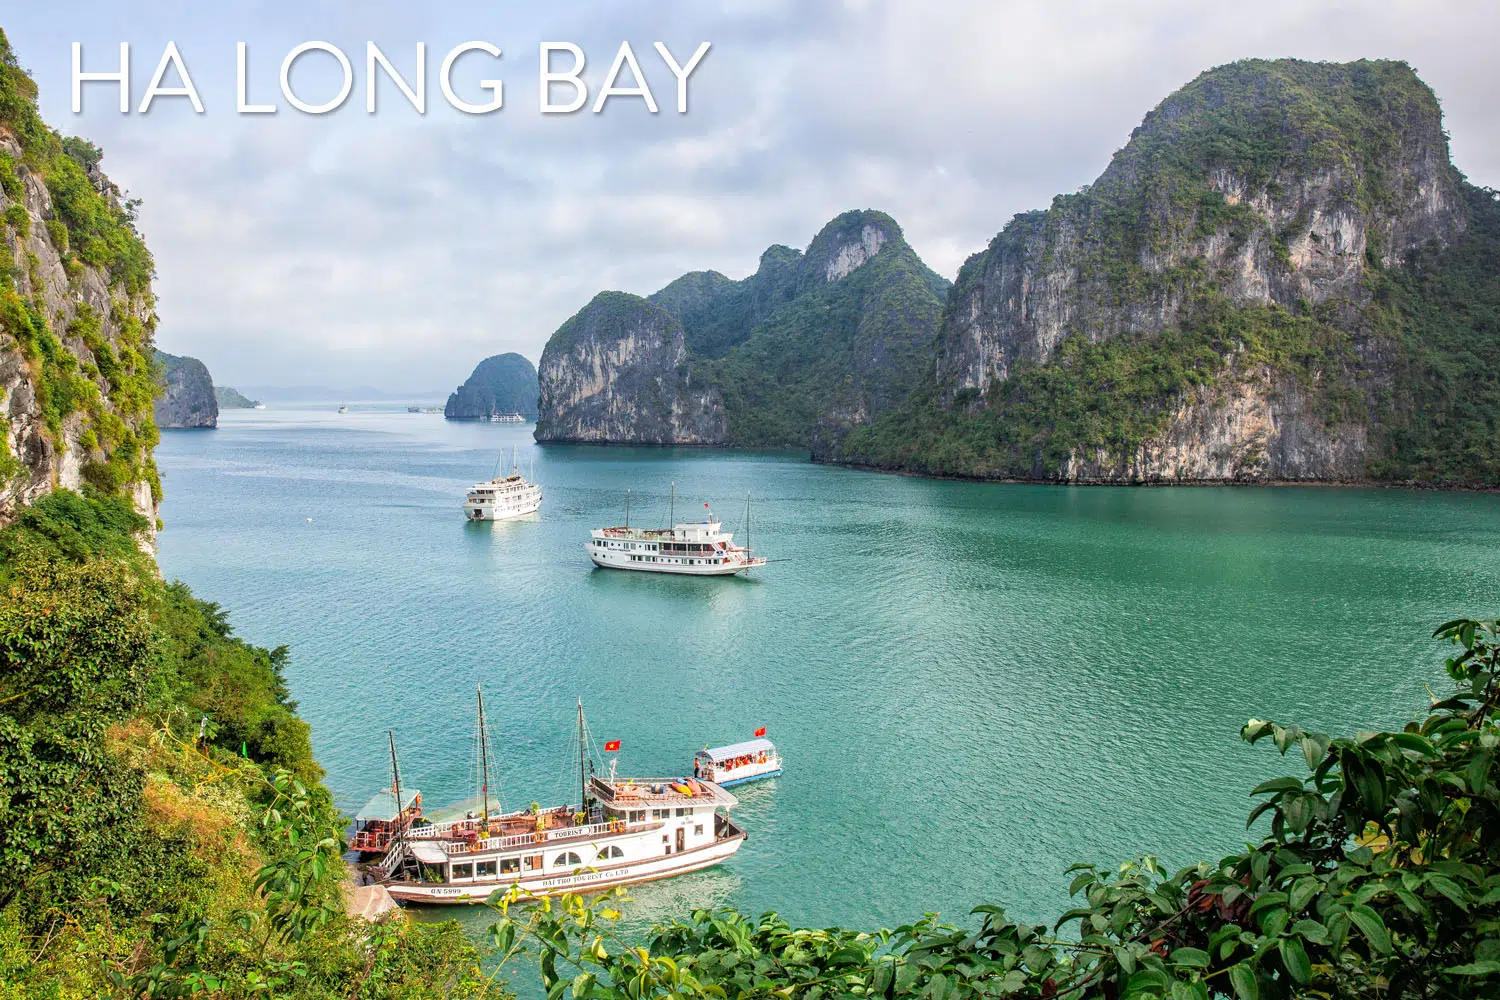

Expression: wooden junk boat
xmin=366 ymin=692 xmax=747 ymax=904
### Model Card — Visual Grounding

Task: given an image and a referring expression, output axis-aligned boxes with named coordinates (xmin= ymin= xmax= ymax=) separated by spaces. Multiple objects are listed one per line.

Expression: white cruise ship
xmin=587 ymin=494 xmax=767 ymax=576
xmin=373 ymin=699 xmax=747 ymax=904
xmin=464 ymin=450 xmax=542 ymax=521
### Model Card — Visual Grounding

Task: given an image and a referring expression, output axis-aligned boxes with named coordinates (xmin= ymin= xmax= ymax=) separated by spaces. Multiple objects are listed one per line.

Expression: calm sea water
xmin=155 ymin=406 xmax=1500 ymax=940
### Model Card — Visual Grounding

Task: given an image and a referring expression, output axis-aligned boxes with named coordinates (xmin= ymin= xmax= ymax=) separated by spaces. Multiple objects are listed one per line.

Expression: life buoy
xmin=533 ymin=831 xmax=545 ymax=843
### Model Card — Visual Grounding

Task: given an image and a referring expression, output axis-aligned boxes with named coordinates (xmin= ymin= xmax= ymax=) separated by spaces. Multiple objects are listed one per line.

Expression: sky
xmin=6 ymin=1 xmax=1499 ymax=394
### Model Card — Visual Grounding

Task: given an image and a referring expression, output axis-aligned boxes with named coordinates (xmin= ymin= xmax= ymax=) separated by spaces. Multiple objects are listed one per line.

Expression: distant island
xmin=214 ymin=385 xmax=261 ymax=409
xmin=153 ymin=350 xmax=218 ymax=429
xmin=444 ymin=353 xmax=540 ymax=420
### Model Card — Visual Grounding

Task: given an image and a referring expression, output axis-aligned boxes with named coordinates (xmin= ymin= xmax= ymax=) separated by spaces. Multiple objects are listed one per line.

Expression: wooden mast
xmin=576 ymin=698 xmax=587 ymax=813
xmin=388 ymin=730 xmax=407 ymax=851
xmin=477 ymin=684 xmax=492 ymax=826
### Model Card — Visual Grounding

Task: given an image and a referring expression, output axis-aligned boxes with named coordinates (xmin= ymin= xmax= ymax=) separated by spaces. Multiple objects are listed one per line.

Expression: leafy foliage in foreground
xmin=490 ymin=618 xmax=1500 ymax=998
xmin=0 ymin=490 xmax=508 ymax=999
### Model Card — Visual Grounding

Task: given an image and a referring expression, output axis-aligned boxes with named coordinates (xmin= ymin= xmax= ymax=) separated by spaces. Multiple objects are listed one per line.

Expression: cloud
xmin=7 ymin=0 xmax=1498 ymax=390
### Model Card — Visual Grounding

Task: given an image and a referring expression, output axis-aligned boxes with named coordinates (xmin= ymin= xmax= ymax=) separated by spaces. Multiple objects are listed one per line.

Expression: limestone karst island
xmin=3 ymin=8 xmax=1500 ymax=1000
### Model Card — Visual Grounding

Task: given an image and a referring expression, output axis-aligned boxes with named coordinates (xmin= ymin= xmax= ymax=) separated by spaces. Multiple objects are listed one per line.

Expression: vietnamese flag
xmin=754 ymin=726 xmax=766 ymax=737
xmin=604 ymin=739 xmax=621 ymax=752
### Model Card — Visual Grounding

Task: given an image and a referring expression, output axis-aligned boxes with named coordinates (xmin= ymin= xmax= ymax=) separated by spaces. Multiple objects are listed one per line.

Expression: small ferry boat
xmin=465 ymin=448 xmax=542 ymax=521
xmin=694 ymin=738 xmax=782 ymax=787
xmin=373 ymin=698 xmax=747 ymax=904
xmin=484 ymin=412 xmax=526 ymax=423
xmin=351 ymin=784 xmax=425 ymax=855
xmin=587 ymin=488 xmax=767 ymax=576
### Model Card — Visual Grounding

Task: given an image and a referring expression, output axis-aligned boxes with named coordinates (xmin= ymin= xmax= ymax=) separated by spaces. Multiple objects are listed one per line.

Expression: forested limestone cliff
xmin=831 ymin=59 xmax=1500 ymax=485
xmin=534 ymin=210 xmax=949 ymax=448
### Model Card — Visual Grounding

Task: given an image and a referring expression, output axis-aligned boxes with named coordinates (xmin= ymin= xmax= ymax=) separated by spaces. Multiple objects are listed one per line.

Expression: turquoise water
xmin=155 ymin=406 xmax=1500 ymax=940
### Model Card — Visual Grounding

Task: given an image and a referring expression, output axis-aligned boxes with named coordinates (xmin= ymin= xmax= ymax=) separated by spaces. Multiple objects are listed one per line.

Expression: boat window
xmin=675 ymin=808 xmax=690 ymax=817
xmin=525 ymin=854 xmax=542 ymax=870
xmin=500 ymin=858 xmax=520 ymax=874
xmin=596 ymin=845 xmax=624 ymax=860
xmin=630 ymin=810 xmax=646 ymax=822
xmin=451 ymin=863 xmax=474 ymax=880
xmin=554 ymin=851 xmax=582 ymax=867
xmin=694 ymin=825 xmax=704 ymax=836
xmin=476 ymin=860 xmax=497 ymax=877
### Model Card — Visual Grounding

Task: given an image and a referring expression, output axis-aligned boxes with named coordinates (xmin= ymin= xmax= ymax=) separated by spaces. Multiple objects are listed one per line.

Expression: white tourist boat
xmin=694 ymin=738 xmax=782 ymax=787
xmin=373 ymin=698 xmax=747 ymax=904
xmin=587 ymin=488 xmax=767 ymax=576
xmin=464 ymin=449 xmax=542 ymax=521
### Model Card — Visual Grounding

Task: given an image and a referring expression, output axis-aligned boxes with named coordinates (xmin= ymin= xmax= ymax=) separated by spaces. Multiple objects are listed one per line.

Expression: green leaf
xmin=1448 ymin=961 xmax=1500 ymax=977
xmin=1287 ymin=876 xmax=1320 ymax=913
xmin=1250 ymin=777 xmax=1304 ymax=796
xmin=1170 ymin=947 xmax=1211 ymax=969
xmin=1291 ymin=919 xmax=1328 ymax=945
xmin=1349 ymin=904 xmax=1392 ymax=954
xmin=1279 ymin=937 xmax=1311 ymax=984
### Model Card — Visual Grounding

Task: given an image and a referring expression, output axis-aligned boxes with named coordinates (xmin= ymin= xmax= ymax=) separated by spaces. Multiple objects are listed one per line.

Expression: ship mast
xmin=745 ymin=491 xmax=751 ymax=552
xmin=625 ymin=489 xmax=631 ymax=528
xmin=576 ymin=698 xmax=588 ymax=812
xmin=388 ymin=730 xmax=407 ymax=851
xmin=669 ymin=481 xmax=675 ymax=527
xmin=477 ymin=684 xmax=492 ymax=826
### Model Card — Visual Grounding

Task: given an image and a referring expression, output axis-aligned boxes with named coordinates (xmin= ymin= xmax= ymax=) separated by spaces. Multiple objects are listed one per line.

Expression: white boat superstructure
xmin=372 ymin=697 xmax=747 ymax=904
xmin=587 ymin=491 xmax=767 ymax=576
xmin=465 ymin=474 xmax=542 ymax=521
xmin=379 ymin=776 xmax=745 ymax=904
xmin=464 ymin=449 xmax=541 ymax=521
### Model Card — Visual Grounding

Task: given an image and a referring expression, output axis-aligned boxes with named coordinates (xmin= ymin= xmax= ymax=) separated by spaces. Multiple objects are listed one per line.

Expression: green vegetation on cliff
xmin=1 ymin=27 xmax=161 ymax=500
xmin=701 ymin=234 xmax=949 ymax=448
xmin=0 ymin=490 xmax=508 ymax=999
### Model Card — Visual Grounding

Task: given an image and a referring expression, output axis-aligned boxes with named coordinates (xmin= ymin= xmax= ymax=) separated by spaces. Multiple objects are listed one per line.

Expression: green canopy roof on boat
xmin=356 ymin=788 xmax=419 ymax=823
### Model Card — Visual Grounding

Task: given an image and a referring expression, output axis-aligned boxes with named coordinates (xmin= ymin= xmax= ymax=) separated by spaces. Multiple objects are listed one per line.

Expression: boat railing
xmin=439 ymin=818 xmax=647 ymax=856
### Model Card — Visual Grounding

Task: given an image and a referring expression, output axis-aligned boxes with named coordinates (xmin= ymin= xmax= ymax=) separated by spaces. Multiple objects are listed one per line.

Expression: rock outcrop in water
xmin=830 ymin=58 xmax=1500 ymax=486
xmin=444 ymin=352 xmax=539 ymax=420
xmin=534 ymin=210 xmax=949 ymax=447
xmin=154 ymin=351 xmax=217 ymax=429
xmin=215 ymin=385 xmax=260 ymax=409
xmin=0 ymin=35 xmax=160 ymax=525
xmin=535 ymin=292 xmax=723 ymax=444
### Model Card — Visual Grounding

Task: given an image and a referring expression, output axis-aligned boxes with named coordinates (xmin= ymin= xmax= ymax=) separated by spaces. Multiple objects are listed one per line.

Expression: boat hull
xmin=587 ymin=548 xmax=763 ymax=576
xmin=716 ymin=768 xmax=782 ymax=787
xmin=465 ymin=495 xmax=542 ymax=521
xmin=384 ymin=832 xmax=746 ymax=905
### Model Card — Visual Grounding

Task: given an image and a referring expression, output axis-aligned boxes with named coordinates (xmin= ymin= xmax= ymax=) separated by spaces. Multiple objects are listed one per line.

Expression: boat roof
xmin=591 ymin=775 xmax=738 ymax=808
xmin=697 ymin=738 xmax=776 ymax=762
xmin=356 ymin=788 xmax=420 ymax=823
xmin=410 ymin=842 xmax=449 ymax=865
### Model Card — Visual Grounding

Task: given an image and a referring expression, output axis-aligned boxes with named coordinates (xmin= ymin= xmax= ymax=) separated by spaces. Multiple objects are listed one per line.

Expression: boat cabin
xmin=352 ymin=787 xmax=423 ymax=854
xmin=694 ymin=739 xmax=782 ymax=787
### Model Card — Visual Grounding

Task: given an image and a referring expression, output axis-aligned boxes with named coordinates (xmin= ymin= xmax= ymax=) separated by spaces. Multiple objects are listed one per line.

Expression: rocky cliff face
xmin=535 ymin=210 xmax=948 ymax=448
xmin=0 ymin=46 xmax=160 ymax=529
xmin=444 ymin=352 xmax=540 ymax=420
xmin=939 ymin=61 xmax=1464 ymax=402
xmin=153 ymin=351 xmax=217 ymax=429
xmin=534 ymin=292 xmax=724 ymax=444
xmin=833 ymin=58 xmax=1493 ymax=484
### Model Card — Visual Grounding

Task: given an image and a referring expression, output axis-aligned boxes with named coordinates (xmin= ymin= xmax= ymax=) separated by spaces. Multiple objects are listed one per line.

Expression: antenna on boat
xmin=745 ymin=492 xmax=751 ymax=552
xmin=625 ymin=489 xmax=631 ymax=528
xmin=477 ymin=684 xmax=492 ymax=826
xmin=669 ymin=481 xmax=675 ymax=528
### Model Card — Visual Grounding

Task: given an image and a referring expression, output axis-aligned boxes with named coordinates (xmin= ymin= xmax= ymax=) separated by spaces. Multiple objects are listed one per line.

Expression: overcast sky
xmin=6 ymin=1 xmax=1498 ymax=393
